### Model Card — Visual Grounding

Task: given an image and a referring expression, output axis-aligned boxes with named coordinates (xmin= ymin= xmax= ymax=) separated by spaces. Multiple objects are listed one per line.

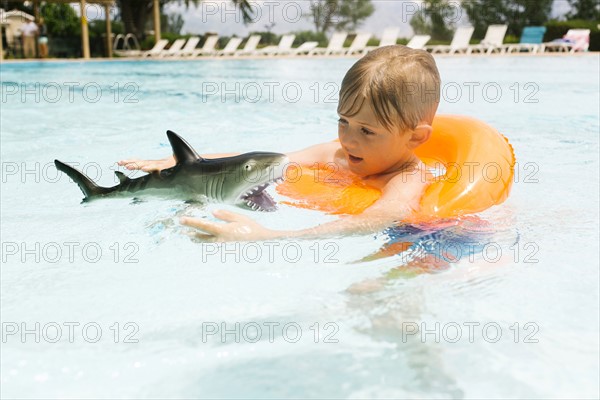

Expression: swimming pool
xmin=1 ymin=55 xmax=598 ymax=398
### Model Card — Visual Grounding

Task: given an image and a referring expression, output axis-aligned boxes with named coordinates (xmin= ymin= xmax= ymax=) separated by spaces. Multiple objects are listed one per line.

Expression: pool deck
xmin=1 ymin=51 xmax=598 ymax=64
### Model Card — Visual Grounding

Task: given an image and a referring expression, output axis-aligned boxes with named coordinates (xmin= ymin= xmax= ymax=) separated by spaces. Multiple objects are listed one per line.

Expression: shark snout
xmin=231 ymin=153 xmax=288 ymax=211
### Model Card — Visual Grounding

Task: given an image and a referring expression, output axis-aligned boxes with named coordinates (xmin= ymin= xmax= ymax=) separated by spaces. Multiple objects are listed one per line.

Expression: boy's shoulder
xmin=367 ymin=160 xmax=430 ymax=192
xmin=289 ymin=140 xmax=341 ymax=166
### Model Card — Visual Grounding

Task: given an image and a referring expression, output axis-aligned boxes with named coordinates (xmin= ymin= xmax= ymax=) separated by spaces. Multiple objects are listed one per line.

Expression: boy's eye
xmin=338 ymin=118 xmax=348 ymax=126
xmin=361 ymin=127 xmax=375 ymax=135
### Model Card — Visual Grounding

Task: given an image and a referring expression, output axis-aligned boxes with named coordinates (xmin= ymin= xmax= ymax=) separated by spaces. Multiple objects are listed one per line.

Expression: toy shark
xmin=54 ymin=131 xmax=288 ymax=211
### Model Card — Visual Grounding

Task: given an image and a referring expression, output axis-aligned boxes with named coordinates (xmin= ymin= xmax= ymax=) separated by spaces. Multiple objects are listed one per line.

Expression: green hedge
xmin=247 ymin=31 xmax=279 ymax=47
xmin=292 ymin=31 xmax=327 ymax=48
xmin=544 ymin=20 xmax=600 ymax=51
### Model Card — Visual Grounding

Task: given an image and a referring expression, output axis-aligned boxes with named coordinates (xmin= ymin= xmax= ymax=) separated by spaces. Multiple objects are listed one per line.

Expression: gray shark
xmin=55 ymin=130 xmax=288 ymax=211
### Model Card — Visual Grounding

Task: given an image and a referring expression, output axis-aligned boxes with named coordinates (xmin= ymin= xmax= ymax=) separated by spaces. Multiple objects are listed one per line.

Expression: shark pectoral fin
xmin=166 ymin=130 xmax=203 ymax=165
xmin=114 ymin=171 xmax=130 ymax=184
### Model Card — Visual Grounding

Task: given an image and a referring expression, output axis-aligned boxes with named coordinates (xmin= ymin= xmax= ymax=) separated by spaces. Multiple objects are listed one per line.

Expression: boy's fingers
xmin=183 ymin=230 xmax=217 ymax=242
xmin=195 ymin=233 xmax=216 ymax=241
xmin=180 ymin=217 xmax=221 ymax=235
xmin=119 ymin=160 xmax=144 ymax=170
xmin=118 ymin=159 xmax=142 ymax=166
xmin=118 ymin=159 xmax=138 ymax=166
xmin=213 ymin=209 xmax=248 ymax=223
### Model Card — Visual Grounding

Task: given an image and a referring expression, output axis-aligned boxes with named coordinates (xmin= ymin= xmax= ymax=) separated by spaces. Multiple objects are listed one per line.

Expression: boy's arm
xmin=118 ymin=141 xmax=339 ymax=172
xmin=182 ymin=170 xmax=426 ymax=241
xmin=118 ymin=153 xmax=239 ymax=172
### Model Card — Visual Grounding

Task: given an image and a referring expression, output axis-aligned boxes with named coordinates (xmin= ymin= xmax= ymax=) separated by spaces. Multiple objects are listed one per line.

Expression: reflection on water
xmin=353 ymin=216 xmax=518 ymax=281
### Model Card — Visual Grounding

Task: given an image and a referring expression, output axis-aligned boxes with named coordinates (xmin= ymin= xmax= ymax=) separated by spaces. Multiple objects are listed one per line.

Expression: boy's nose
xmin=339 ymin=127 xmax=359 ymax=146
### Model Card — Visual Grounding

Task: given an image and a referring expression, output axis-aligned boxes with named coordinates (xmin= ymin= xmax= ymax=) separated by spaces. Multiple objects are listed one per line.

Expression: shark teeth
xmin=246 ymin=183 xmax=269 ymax=195
xmin=241 ymin=176 xmax=282 ymax=200
xmin=245 ymin=199 xmax=264 ymax=212
xmin=239 ymin=175 xmax=283 ymax=212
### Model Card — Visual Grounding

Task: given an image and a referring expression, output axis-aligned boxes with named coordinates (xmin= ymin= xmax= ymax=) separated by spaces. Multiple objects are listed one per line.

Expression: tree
xmin=117 ymin=0 xmax=255 ymax=38
xmin=306 ymin=0 xmax=339 ymax=34
xmin=335 ymin=0 xmax=375 ymax=32
xmin=41 ymin=3 xmax=81 ymax=37
xmin=117 ymin=0 xmax=153 ymax=38
xmin=230 ymin=0 xmax=255 ymax=23
xmin=161 ymin=12 xmax=185 ymax=34
xmin=462 ymin=0 xmax=553 ymax=38
xmin=409 ymin=0 xmax=455 ymax=41
xmin=566 ymin=0 xmax=600 ymax=20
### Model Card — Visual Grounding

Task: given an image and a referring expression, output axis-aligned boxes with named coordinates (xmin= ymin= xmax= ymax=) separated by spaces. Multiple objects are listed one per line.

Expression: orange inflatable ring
xmin=276 ymin=115 xmax=515 ymax=220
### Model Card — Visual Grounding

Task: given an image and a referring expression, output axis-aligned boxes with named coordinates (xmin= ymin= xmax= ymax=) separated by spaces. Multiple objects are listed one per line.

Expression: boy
xmin=118 ymin=46 xmax=441 ymax=241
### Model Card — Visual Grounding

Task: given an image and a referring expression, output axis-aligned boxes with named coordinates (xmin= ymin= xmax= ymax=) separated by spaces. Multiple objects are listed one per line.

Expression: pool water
xmin=1 ymin=55 xmax=599 ymax=398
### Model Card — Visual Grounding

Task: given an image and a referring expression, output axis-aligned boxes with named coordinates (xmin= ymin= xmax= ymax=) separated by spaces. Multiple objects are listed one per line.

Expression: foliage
xmin=161 ymin=13 xmax=185 ymax=35
xmin=41 ymin=3 xmax=81 ymax=37
xmin=139 ymin=35 xmax=156 ymax=51
xmin=462 ymin=0 xmax=553 ymax=38
xmin=292 ymin=30 xmax=328 ymax=47
xmin=306 ymin=0 xmax=339 ymax=34
xmin=2 ymin=1 xmax=28 ymax=15
xmin=566 ymin=0 xmax=600 ymax=20
xmin=88 ymin=19 xmax=125 ymax=38
xmin=247 ymin=31 xmax=280 ymax=46
xmin=503 ymin=34 xmax=520 ymax=44
xmin=116 ymin=0 xmax=255 ymax=39
xmin=230 ymin=0 xmax=255 ymax=23
xmin=410 ymin=0 xmax=455 ymax=41
xmin=335 ymin=0 xmax=375 ymax=32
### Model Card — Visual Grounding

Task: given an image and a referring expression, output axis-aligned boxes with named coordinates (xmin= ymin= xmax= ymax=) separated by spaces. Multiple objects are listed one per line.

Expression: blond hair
xmin=338 ymin=45 xmax=441 ymax=132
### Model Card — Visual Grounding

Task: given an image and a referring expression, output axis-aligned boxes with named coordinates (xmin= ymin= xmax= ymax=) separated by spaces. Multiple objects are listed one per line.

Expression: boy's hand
xmin=117 ymin=156 xmax=175 ymax=172
xmin=181 ymin=209 xmax=276 ymax=242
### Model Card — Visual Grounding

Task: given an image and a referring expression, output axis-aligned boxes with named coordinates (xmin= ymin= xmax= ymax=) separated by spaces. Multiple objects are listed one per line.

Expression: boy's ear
xmin=408 ymin=124 xmax=432 ymax=149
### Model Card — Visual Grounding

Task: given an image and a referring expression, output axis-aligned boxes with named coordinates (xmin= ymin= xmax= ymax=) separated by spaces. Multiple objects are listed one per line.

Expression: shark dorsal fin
xmin=114 ymin=171 xmax=130 ymax=184
xmin=167 ymin=130 xmax=202 ymax=164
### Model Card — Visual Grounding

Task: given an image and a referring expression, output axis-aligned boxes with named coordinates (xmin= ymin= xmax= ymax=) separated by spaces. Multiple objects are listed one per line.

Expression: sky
xmin=165 ymin=0 xmax=574 ymax=39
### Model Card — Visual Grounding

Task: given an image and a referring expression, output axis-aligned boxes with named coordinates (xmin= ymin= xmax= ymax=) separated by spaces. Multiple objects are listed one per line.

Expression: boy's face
xmin=338 ymin=102 xmax=416 ymax=178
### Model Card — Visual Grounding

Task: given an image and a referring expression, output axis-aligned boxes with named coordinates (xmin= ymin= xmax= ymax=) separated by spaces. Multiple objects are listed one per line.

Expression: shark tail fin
xmin=54 ymin=160 xmax=112 ymax=199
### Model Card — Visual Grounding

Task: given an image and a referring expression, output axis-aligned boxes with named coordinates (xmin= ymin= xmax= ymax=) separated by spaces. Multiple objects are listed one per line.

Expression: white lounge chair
xmin=173 ymin=36 xmax=200 ymax=57
xmin=235 ymin=35 xmax=261 ymax=56
xmin=345 ymin=32 xmax=372 ymax=55
xmin=192 ymin=35 xmax=219 ymax=56
xmin=158 ymin=39 xmax=186 ymax=57
xmin=257 ymin=34 xmax=296 ymax=55
xmin=467 ymin=25 xmax=508 ymax=54
xmin=379 ymin=27 xmax=400 ymax=47
xmin=142 ymin=39 xmax=169 ymax=57
xmin=216 ymin=37 xmax=243 ymax=56
xmin=426 ymin=26 xmax=475 ymax=54
xmin=542 ymin=29 xmax=591 ymax=52
xmin=406 ymin=35 xmax=431 ymax=50
xmin=310 ymin=32 xmax=348 ymax=55
xmin=365 ymin=27 xmax=400 ymax=52
xmin=292 ymin=41 xmax=319 ymax=55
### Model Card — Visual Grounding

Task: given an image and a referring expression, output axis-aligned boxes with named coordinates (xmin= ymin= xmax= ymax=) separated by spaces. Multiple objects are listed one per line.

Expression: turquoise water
xmin=1 ymin=55 xmax=599 ymax=398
